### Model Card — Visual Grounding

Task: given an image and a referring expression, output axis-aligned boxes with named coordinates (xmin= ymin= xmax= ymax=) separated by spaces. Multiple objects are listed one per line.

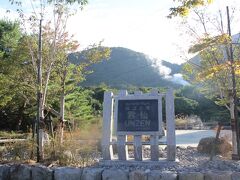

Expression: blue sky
xmin=1 ymin=0 xmax=240 ymax=64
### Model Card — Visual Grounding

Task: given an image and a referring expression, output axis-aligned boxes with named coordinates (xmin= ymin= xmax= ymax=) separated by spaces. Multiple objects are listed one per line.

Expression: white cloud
xmin=171 ymin=73 xmax=189 ymax=85
xmin=150 ymin=59 xmax=189 ymax=85
xmin=151 ymin=59 xmax=172 ymax=77
xmin=163 ymin=73 xmax=189 ymax=86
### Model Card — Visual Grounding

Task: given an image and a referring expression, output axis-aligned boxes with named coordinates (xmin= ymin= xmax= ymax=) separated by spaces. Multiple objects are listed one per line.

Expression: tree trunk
xmin=16 ymin=104 xmax=25 ymax=131
xmin=59 ymin=68 xmax=67 ymax=144
xmin=59 ymin=91 xmax=65 ymax=144
xmin=230 ymin=95 xmax=238 ymax=155
xmin=37 ymin=18 xmax=44 ymax=162
xmin=227 ymin=6 xmax=239 ymax=159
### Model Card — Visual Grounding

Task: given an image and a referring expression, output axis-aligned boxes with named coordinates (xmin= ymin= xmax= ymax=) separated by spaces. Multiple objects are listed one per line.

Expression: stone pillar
xmin=166 ymin=89 xmax=176 ymax=161
xmin=101 ymin=92 xmax=114 ymax=160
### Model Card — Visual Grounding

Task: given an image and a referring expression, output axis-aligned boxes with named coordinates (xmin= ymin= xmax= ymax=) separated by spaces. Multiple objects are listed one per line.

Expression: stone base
xmin=0 ymin=164 xmax=239 ymax=180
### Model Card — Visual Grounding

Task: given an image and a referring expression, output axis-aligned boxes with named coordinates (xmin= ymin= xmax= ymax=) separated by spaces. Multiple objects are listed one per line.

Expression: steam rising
xmin=151 ymin=59 xmax=189 ymax=86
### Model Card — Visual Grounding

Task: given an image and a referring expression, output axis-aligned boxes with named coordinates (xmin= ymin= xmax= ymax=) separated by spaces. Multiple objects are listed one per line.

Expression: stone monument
xmin=101 ymin=89 xmax=176 ymax=161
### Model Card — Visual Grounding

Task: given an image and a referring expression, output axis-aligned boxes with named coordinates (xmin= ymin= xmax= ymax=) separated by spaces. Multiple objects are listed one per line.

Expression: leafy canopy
xmin=169 ymin=0 xmax=213 ymax=18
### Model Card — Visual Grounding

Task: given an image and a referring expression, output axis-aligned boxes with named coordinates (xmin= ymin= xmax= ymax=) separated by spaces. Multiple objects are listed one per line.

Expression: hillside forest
xmin=0 ymin=18 xmax=231 ymax=133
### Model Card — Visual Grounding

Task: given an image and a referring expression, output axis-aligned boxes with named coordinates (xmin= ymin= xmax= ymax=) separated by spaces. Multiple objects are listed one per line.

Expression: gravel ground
xmin=95 ymin=146 xmax=240 ymax=173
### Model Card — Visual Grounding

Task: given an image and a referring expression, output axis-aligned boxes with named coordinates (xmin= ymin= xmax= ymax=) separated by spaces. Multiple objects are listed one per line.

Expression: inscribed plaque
xmin=117 ymin=99 xmax=158 ymax=131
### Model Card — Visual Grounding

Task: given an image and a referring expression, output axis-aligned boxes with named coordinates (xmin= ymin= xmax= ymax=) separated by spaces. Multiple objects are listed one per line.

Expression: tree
xmin=0 ymin=19 xmax=38 ymax=130
xmin=48 ymin=31 xmax=110 ymax=142
xmin=36 ymin=0 xmax=110 ymax=142
xmin=181 ymin=7 xmax=240 ymax=157
xmin=0 ymin=20 xmax=21 ymax=107
xmin=8 ymin=0 xmax=89 ymax=114
xmin=175 ymin=86 xmax=230 ymax=122
xmin=169 ymin=0 xmax=213 ymax=18
xmin=7 ymin=0 xmax=110 ymax=160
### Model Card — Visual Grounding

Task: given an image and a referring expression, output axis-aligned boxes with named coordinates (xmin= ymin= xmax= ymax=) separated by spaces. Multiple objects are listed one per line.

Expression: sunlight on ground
xmin=162 ymin=130 xmax=232 ymax=147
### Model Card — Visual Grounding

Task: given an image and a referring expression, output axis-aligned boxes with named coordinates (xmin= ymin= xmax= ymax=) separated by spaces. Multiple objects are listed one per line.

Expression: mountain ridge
xmin=70 ymin=47 xmax=186 ymax=88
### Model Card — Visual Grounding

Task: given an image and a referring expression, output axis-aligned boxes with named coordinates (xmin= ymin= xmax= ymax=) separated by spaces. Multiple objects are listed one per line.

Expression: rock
xmin=102 ymin=169 xmax=128 ymax=180
xmin=54 ymin=167 xmax=82 ymax=180
xmin=10 ymin=164 xmax=31 ymax=180
xmin=129 ymin=170 xmax=147 ymax=180
xmin=148 ymin=170 xmax=177 ymax=180
xmin=82 ymin=168 xmax=103 ymax=180
xmin=231 ymin=172 xmax=240 ymax=180
xmin=197 ymin=137 xmax=231 ymax=155
xmin=0 ymin=165 xmax=10 ymax=180
xmin=179 ymin=172 xmax=204 ymax=180
xmin=204 ymin=171 xmax=232 ymax=180
xmin=31 ymin=165 xmax=53 ymax=180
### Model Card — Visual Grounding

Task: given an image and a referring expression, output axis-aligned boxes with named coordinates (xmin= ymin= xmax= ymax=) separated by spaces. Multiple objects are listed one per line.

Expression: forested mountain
xmin=70 ymin=47 xmax=185 ymax=88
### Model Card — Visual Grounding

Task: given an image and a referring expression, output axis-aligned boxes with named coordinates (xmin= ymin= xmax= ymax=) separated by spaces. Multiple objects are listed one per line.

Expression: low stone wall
xmin=0 ymin=164 xmax=239 ymax=180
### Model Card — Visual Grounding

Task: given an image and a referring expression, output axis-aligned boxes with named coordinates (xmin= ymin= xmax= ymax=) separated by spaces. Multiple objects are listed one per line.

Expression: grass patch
xmin=0 ymin=122 xmax=102 ymax=167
